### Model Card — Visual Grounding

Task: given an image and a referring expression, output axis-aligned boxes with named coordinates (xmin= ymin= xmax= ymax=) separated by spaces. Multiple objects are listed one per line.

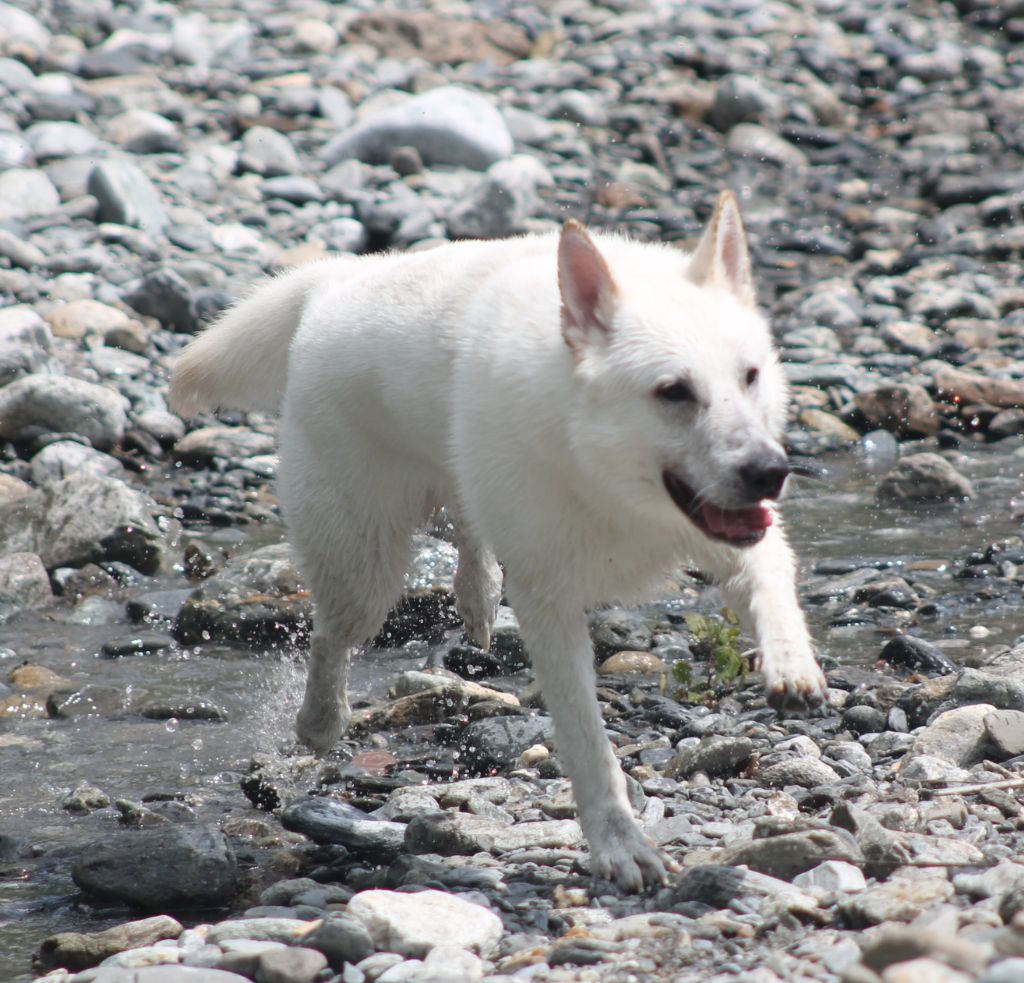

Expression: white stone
xmin=793 ymin=860 xmax=867 ymax=894
xmin=347 ymin=889 xmax=503 ymax=958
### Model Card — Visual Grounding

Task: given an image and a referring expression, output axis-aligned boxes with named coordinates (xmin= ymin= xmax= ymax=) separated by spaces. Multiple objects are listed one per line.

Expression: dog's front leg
xmin=694 ymin=520 xmax=827 ymax=713
xmin=508 ymin=586 xmax=677 ymax=891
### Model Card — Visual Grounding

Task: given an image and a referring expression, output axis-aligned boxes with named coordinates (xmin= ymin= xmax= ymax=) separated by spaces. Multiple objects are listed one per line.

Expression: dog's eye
xmin=745 ymin=367 xmax=759 ymax=387
xmin=656 ymin=380 xmax=695 ymax=403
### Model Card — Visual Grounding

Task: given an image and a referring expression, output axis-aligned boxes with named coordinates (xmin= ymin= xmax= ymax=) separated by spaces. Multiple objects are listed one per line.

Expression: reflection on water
xmin=2 ymin=444 xmax=1024 ymax=979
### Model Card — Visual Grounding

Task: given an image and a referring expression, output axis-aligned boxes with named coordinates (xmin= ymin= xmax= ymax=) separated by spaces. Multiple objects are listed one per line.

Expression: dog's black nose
xmin=739 ymin=453 xmax=789 ymax=500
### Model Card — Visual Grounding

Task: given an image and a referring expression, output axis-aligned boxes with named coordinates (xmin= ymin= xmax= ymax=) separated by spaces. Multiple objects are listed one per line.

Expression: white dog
xmin=170 ymin=191 xmax=827 ymax=891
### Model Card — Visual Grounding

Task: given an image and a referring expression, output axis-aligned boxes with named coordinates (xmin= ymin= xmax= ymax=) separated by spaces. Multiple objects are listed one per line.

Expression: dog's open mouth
xmin=663 ymin=471 xmax=772 ymax=547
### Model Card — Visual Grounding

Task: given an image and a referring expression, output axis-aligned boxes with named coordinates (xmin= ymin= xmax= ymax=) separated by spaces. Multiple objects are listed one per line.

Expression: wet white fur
xmin=170 ymin=194 xmax=826 ymax=891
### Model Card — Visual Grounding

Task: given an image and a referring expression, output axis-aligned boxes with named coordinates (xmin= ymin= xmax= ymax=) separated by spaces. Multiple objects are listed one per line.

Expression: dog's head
xmin=560 ymin=191 xmax=789 ymax=548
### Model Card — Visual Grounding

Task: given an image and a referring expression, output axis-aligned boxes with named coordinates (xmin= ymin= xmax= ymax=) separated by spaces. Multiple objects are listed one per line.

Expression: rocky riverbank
xmin=3 ymin=0 xmax=1024 ymax=981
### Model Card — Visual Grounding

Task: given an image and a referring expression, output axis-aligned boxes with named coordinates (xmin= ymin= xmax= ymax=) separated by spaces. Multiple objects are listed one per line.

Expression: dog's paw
xmin=295 ymin=696 xmax=349 ymax=755
xmin=588 ymin=815 xmax=679 ymax=893
xmin=761 ymin=655 xmax=828 ymax=716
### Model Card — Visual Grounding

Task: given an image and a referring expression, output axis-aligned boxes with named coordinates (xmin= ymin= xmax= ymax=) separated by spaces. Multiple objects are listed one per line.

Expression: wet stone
xmin=72 ymin=826 xmax=239 ymax=911
xmin=458 ymin=714 xmax=555 ymax=771
xmin=37 ymin=915 xmax=183 ymax=972
xmin=879 ymin=635 xmax=958 ymax=676
xmin=279 ymin=797 xmax=407 ymax=860
xmin=876 ymin=454 xmax=975 ymax=504
xmin=665 ymin=735 xmax=754 ymax=779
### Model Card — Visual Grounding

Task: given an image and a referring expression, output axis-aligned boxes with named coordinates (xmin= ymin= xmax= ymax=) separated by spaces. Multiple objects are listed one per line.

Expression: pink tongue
xmin=701 ymin=502 xmax=773 ymax=539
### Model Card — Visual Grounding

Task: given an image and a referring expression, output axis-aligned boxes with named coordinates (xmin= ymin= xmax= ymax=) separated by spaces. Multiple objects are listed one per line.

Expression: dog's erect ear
xmin=558 ymin=219 xmax=618 ymax=355
xmin=687 ymin=190 xmax=755 ymax=307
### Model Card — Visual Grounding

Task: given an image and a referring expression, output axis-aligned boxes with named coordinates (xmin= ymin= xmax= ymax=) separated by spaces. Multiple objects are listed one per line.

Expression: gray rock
xmin=347 ymin=888 xmax=504 ymax=957
xmin=302 ymin=913 xmax=375 ymax=970
xmin=37 ymin=915 xmax=183 ymax=972
xmin=447 ymin=156 xmax=549 ymax=239
xmin=88 ymin=159 xmax=167 ymax=232
xmin=172 ymin=427 xmax=276 ymax=466
xmin=459 ymin=715 xmax=555 ymax=771
xmin=240 ymin=126 xmax=303 ymax=177
xmin=124 ymin=267 xmax=196 ymax=332
xmin=727 ymin=123 xmax=808 ymax=167
xmin=758 ymin=756 xmax=841 ymax=788
xmin=953 ymin=668 xmax=1024 ymax=710
xmin=253 ymin=946 xmax=328 ymax=983
xmin=207 ymin=919 xmax=316 ymax=945
xmin=793 ymin=860 xmax=867 ymax=894
xmin=173 ymin=543 xmax=310 ymax=647
xmin=25 ymin=121 xmax=99 ymax=160
xmin=0 ymin=305 xmax=51 ymax=350
xmin=30 ymin=441 xmax=124 ymax=484
xmin=673 ymin=864 xmax=815 ymax=908
xmin=280 ymin=797 xmax=407 ymax=860
xmin=590 ymin=608 xmax=653 ymax=659
xmin=876 ymin=453 xmax=975 ymax=504
xmin=323 ymin=86 xmax=513 ymax=171
xmin=261 ymin=176 xmax=324 ymax=204
xmin=839 ymin=873 xmax=954 ymax=926
xmin=709 ymin=75 xmax=782 ymax=131
xmin=0 ymin=229 xmax=46 ymax=269
xmin=985 ymin=709 xmax=1024 ymax=759
xmin=0 ymin=4 xmax=51 ymax=50
xmin=0 ymin=370 xmax=126 ymax=446
xmin=0 ymin=474 xmax=163 ymax=573
xmin=980 ymin=960 xmax=1024 ymax=983
xmin=82 ymin=969 xmax=251 ymax=982
xmin=107 ymin=109 xmax=182 ymax=154
xmin=0 ymin=551 xmax=51 ymax=619
xmin=405 ymin=811 xmax=583 ymax=857
xmin=47 ymin=683 xmax=125 ymax=719
xmin=72 ymin=826 xmax=239 ymax=911
xmin=0 ymin=167 xmax=60 ymax=221
xmin=854 ymin=385 xmax=940 ymax=438
xmin=666 ymin=736 xmax=754 ymax=778
xmin=907 ymin=703 xmax=996 ymax=767
xmin=723 ymin=828 xmax=862 ymax=881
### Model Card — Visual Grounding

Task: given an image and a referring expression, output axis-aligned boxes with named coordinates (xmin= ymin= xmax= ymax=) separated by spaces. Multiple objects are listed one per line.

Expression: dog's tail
xmin=169 ymin=260 xmax=332 ymax=417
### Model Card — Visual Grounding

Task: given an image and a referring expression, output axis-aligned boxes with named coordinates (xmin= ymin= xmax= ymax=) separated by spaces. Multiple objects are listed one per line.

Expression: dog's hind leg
xmin=283 ymin=436 xmax=429 ymax=753
xmin=452 ymin=519 xmax=503 ymax=651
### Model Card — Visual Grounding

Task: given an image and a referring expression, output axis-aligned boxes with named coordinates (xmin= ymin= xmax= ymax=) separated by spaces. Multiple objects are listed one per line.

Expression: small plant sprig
xmin=671 ymin=608 xmax=747 ymax=704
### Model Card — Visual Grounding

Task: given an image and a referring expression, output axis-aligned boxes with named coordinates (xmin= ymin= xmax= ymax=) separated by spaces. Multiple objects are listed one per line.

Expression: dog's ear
xmin=558 ymin=219 xmax=618 ymax=356
xmin=687 ymin=190 xmax=755 ymax=307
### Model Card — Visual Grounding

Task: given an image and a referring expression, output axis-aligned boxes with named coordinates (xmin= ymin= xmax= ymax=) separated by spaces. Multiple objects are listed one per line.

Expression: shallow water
xmin=2 ymin=442 xmax=1023 ymax=979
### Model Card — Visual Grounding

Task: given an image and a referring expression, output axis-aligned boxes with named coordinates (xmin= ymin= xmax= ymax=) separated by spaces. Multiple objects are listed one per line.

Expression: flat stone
xmin=47 ymin=298 xmax=133 ymax=341
xmin=673 ymin=864 xmax=816 ymax=908
xmin=240 ymin=125 xmax=303 ymax=177
xmin=173 ymin=426 xmax=275 ymax=466
xmin=879 ymin=635 xmax=957 ymax=676
xmin=758 ymin=756 xmax=841 ymax=788
xmin=280 ymin=797 xmax=407 ymax=860
xmin=598 ymin=651 xmax=666 ymax=676
xmin=26 ymin=120 xmax=98 ymax=160
xmin=908 ymin=703 xmax=996 ymax=766
xmin=0 ymin=374 xmax=127 ymax=449
xmin=347 ymin=888 xmax=504 ymax=957
xmin=935 ymin=366 xmax=1024 ymax=409
xmin=727 ymin=123 xmax=808 ymax=167
xmin=37 ymin=915 xmax=183 ymax=972
xmin=792 ymin=860 xmax=867 ymax=894
xmin=722 ymin=828 xmax=862 ymax=881
xmin=404 ymin=811 xmax=583 ymax=856
xmin=72 ymin=826 xmax=239 ymax=911
xmin=106 ymin=109 xmax=182 ymax=153
xmin=206 ymin=919 xmax=315 ymax=945
xmin=839 ymin=871 xmax=954 ymax=926
xmin=876 ymin=453 xmax=975 ymax=504
xmin=985 ymin=709 xmax=1024 ymax=759
xmin=323 ymin=86 xmax=512 ymax=171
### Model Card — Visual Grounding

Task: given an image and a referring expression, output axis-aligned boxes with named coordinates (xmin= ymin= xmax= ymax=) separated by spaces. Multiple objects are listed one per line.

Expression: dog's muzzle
xmin=663 ymin=469 xmax=779 ymax=547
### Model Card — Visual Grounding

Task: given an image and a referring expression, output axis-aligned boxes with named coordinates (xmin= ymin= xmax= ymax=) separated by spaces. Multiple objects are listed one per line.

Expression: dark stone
xmin=124 ymin=268 xmax=198 ymax=333
xmin=666 ymin=736 xmax=754 ymax=778
xmin=100 ymin=634 xmax=172 ymax=657
xmin=458 ymin=714 xmax=555 ymax=771
xmin=279 ymin=797 xmax=407 ymax=860
xmin=302 ymin=913 xmax=375 ymax=970
xmin=72 ymin=826 xmax=239 ymax=911
xmin=879 ymin=636 xmax=958 ymax=677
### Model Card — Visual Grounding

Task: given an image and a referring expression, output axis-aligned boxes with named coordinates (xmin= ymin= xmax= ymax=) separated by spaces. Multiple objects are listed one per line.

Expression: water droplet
xmin=165 ymin=717 xmax=179 ymax=733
